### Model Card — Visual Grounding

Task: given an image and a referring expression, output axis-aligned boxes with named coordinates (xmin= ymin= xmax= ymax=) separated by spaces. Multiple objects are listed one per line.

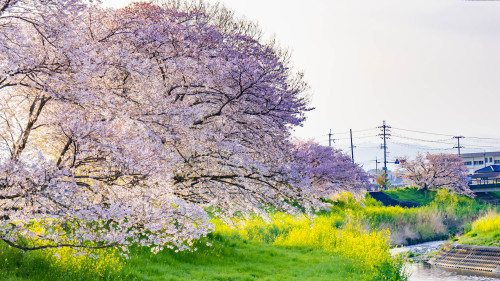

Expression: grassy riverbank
xmin=457 ymin=211 xmax=500 ymax=247
xmin=0 ymin=237 xmax=368 ymax=281
xmin=376 ymin=188 xmax=500 ymax=249
xmin=364 ymin=188 xmax=496 ymax=245
xmin=2 ymin=188 xmax=489 ymax=281
xmin=0 ymin=210 xmax=407 ymax=281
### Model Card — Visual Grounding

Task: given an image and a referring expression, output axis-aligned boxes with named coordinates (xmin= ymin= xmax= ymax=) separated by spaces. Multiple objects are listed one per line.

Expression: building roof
xmin=471 ymin=172 xmax=500 ymax=179
xmin=474 ymin=165 xmax=500 ymax=173
xmin=461 ymin=151 xmax=500 ymax=158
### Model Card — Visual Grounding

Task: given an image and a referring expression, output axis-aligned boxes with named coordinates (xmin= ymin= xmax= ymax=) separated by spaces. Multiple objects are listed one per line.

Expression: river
xmin=407 ymin=262 xmax=500 ymax=280
xmin=391 ymin=241 xmax=500 ymax=281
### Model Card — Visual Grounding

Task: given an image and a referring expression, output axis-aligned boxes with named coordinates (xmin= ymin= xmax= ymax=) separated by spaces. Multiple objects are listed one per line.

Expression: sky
xmin=103 ymin=0 xmax=500 ymax=170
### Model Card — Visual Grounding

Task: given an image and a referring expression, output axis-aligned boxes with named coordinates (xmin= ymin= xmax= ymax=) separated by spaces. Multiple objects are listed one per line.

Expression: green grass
xmin=0 ymin=211 xmax=405 ymax=281
xmin=123 ymin=235 xmax=365 ymax=281
xmin=458 ymin=211 xmax=500 ymax=247
xmin=0 ymin=241 xmax=123 ymax=281
xmin=382 ymin=187 xmax=436 ymax=206
xmin=458 ymin=230 xmax=500 ymax=247
xmin=491 ymin=192 xmax=500 ymax=199
xmin=0 ymin=230 xmax=388 ymax=281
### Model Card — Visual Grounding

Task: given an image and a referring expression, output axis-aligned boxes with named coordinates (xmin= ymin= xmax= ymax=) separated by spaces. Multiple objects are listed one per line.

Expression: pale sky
xmin=103 ymin=0 xmax=500 ymax=170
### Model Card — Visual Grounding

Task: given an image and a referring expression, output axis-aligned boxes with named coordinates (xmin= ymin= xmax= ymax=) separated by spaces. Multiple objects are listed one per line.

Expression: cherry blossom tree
xmin=292 ymin=140 xmax=371 ymax=199
xmin=0 ymin=0 xmax=329 ymax=253
xmin=397 ymin=153 xmax=472 ymax=196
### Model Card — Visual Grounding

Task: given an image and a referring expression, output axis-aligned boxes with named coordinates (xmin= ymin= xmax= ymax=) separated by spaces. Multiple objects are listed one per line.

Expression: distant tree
xmin=375 ymin=171 xmax=387 ymax=188
xmin=292 ymin=140 xmax=371 ymax=199
xmin=397 ymin=153 xmax=472 ymax=196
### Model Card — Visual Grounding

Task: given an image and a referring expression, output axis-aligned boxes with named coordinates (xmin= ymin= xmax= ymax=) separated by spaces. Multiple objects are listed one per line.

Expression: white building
xmin=460 ymin=151 xmax=500 ymax=174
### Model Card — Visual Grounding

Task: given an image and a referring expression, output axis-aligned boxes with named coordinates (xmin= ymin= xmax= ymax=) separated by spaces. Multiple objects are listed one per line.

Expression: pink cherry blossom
xmin=0 ymin=0 xmax=362 ymax=253
xmin=397 ymin=153 xmax=472 ymax=196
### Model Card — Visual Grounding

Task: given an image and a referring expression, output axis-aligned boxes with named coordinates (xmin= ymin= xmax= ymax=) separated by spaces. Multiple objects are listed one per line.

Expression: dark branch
xmin=1 ymin=238 xmax=117 ymax=251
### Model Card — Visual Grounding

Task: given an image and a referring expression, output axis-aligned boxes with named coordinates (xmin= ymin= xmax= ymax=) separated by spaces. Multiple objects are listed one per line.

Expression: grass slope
xmin=382 ymin=188 xmax=436 ymax=206
xmin=124 ymin=236 xmax=363 ymax=281
xmin=458 ymin=212 xmax=500 ymax=247
xmin=491 ymin=192 xmax=500 ymax=200
xmin=0 ymin=235 xmax=365 ymax=281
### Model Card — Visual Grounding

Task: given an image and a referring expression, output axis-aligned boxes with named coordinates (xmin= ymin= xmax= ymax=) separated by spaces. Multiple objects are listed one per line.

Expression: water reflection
xmin=408 ymin=263 xmax=500 ymax=281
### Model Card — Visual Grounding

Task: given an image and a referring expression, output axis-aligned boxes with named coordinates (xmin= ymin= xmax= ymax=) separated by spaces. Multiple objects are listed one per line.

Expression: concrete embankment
xmin=429 ymin=244 xmax=500 ymax=275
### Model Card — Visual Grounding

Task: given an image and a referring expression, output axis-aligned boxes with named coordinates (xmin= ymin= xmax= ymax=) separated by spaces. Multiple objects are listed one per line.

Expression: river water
xmin=391 ymin=241 xmax=500 ymax=281
xmin=407 ymin=262 xmax=500 ymax=281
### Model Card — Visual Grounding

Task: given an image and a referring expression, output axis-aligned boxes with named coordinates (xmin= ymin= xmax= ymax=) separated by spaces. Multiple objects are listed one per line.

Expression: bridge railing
xmin=469 ymin=178 xmax=500 ymax=187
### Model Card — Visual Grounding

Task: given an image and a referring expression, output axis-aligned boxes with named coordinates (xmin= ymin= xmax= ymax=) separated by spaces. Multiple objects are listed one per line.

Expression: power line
xmin=466 ymin=136 xmax=500 ymax=141
xmin=461 ymin=144 xmax=500 ymax=149
xmin=320 ymin=123 xmax=500 ymax=172
xmin=391 ymin=134 xmax=454 ymax=145
xmin=327 ymin=127 xmax=378 ymax=135
xmin=463 ymin=138 xmax=500 ymax=144
xmin=392 ymin=127 xmax=500 ymax=142
xmin=335 ymin=135 xmax=379 ymax=140
xmin=356 ymin=145 xmax=382 ymax=149
xmin=328 ymin=126 xmax=500 ymax=145
xmin=352 ymin=127 xmax=378 ymax=133
xmin=389 ymin=141 xmax=454 ymax=151
xmin=391 ymin=127 xmax=455 ymax=137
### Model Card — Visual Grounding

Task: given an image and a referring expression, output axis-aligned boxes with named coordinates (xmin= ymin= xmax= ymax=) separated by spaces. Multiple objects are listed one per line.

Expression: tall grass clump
xmin=469 ymin=211 xmax=500 ymax=233
xmin=362 ymin=205 xmax=448 ymax=245
xmin=458 ymin=210 xmax=500 ymax=246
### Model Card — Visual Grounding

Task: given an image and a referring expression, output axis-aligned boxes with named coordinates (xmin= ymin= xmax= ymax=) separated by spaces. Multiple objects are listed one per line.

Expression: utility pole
xmin=378 ymin=120 xmax=391 ymax=189
xmin=374 ymin=157 xmax=380 ymax=172
xmin=329 ymin=129 xmax=333 ymax=147
xmin=378 ymin=120 xmax=391 ymax=171
xmin=453 ymin=136 xmax=464 ymax=156
xmin=350 ymin=129 xmax=354 ymax=163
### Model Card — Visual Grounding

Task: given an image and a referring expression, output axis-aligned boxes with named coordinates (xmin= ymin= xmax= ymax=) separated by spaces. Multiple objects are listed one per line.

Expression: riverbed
xmin=390 ymin=240 xmax=446 ymax=259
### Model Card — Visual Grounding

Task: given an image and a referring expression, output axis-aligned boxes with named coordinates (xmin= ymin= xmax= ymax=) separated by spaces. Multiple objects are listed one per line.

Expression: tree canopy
xmin=397 ymin=153 xmax=471 ymax=196
xmin=0 ymin=0 xmax=369 ymax=253
xmin=292 ymin=140 xmax=370 ymax=199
